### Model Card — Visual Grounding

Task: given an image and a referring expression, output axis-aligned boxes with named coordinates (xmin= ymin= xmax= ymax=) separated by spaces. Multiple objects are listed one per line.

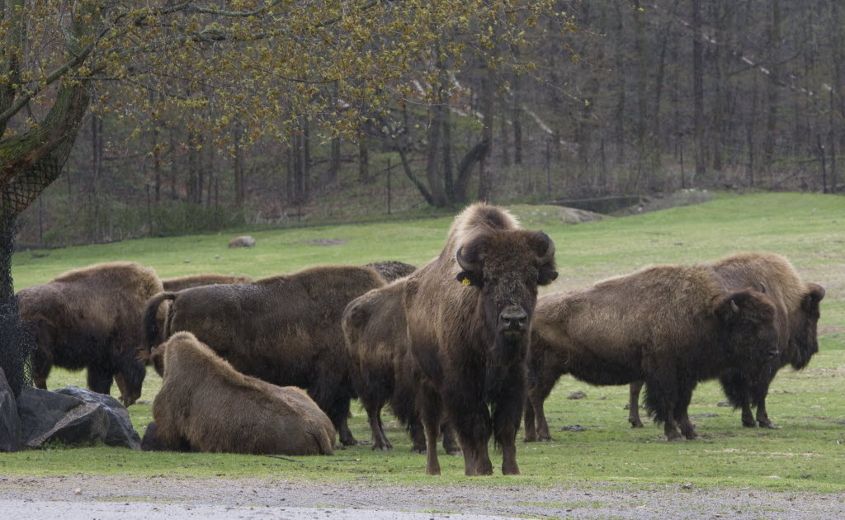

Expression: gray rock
xmin=17 ymin=387 xmax=140 ymax=449
xmin=0 ymin=368 xmax=21 ymax=452
xmin=567 ymin=390 xmax=587 ymax=400
xmin=228 ymin=235 xmax=256 ymax=248
xmin=56 ymin=387 xmax=141 ymax=449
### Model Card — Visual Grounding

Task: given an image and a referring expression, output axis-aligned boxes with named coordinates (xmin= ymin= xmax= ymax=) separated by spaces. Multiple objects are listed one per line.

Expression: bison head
xmin=715 ymin=289 xmax=779 ymax=368
xmin=114 ymin=349 xmax=147 ymax=406
xmin=456 ymin=230 xmax=557 ymax=356
xmin=789 ymin=283 xmax=825 ymax=369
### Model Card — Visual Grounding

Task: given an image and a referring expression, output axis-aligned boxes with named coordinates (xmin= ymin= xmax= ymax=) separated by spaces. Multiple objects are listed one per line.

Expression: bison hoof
xmin=759 ymin=420 xmax=779 ymax=429
xmin=665 ymin=432 xmax=684 ymax=442
xmin=683 ymin=431 xmax=698 ymax=440
xmin=523 ymin=434 xmax=537 ymax=443
xmin=742 ymin=419 xmax=756 ymax=428
xmin=629 ymin=419 xmax=644 ymax=428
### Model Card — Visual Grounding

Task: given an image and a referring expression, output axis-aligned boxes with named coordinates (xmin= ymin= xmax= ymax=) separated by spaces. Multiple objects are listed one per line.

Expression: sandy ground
xmin=1 ymin=476 xmax=844 ymax=519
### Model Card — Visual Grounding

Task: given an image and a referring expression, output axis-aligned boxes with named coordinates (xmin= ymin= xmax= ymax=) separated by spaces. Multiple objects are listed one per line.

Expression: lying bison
xmin=17 ymin=262 xmax=157 ymax=405
xmin=144 ymin=265 xmax=384 ymax=445
xmin=404 ymin=203 xmax=557 ymax=475
xmin=145 ymin=331 xmax=335 ymax=455
xmin=627 ymin=252 xmax=825 ymax=429
xmin=524 ymin=264 xmax=778 ymax=441
xmin=161 ymin=273 xmax=253 ymax=292
xmin=343 ymin=278 xmax=457 ymax=453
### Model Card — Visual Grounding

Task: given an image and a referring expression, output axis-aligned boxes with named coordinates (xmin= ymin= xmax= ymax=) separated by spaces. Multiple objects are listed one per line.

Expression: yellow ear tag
xmin=461 ymin=277 xmax=472 ymax=287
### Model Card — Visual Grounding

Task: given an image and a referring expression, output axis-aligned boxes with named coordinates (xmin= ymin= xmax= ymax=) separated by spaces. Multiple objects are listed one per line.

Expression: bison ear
xmin=456 ymin=270 xmax=483 ymax=289
xmin=802 ymin=283 xmax=825 ymax=313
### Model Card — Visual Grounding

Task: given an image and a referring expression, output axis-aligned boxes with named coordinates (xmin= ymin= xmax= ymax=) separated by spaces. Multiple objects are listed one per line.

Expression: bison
xmin=146 ymin=331 xmax=335 ymax=455
xmin=524 ymin=263 xmax=779 ymax=441
xmin=161 ymin=273 xmax=253 ymax=292
xmin=626 ymin=252 xmax=825 ymax=429
xmin=143 ymin=264 xmax=384 ymax=446
xmin=17 ymin=261 xmax=158 ymax=406
xmin=342 ymin=278 xmax=458 ymax=454
xmin=404 ymin=203 xmax=557 ymax=475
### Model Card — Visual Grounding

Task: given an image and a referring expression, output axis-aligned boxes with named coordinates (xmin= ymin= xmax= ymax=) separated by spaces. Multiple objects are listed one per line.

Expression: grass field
xmin=3 ymin=192 xmax=844 ymax=492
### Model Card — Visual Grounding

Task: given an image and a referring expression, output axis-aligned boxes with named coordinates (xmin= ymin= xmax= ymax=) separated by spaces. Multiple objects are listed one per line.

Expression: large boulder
xmin=17 ymin=386 xmax=140 ymax=449
xmin=56 ymin=387 xmax=141 ymax=449
xmin=0 ymin=368 xmax=21 ymax=452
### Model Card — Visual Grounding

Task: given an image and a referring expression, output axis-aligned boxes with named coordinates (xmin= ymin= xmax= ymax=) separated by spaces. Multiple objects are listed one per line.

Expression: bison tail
xmin=143 ymin=291 xmax=177 ymax=353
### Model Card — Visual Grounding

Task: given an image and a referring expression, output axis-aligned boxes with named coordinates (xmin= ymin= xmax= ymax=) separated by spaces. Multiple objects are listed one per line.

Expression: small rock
xmin=568 ymin=391 xmax=587 ymax=400
xmin=681 ymin=482 xmax=693 ymax=490
xmin=717 ymin=401 xmax=732 ymax=407
xmin=73 ymin=488 xmax=81 ymax=495
xmin=560 ymin=425 xmax=586 ymax=432
xmin=229 ymin=235 xmax=256 ymax=248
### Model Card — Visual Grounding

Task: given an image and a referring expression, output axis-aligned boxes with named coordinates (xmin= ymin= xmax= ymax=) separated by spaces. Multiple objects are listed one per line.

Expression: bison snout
xmin=500 ymin=306 xmax=528 ymax=332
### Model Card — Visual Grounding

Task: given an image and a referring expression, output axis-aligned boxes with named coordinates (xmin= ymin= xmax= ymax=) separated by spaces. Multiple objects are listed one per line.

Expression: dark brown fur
xmin=17 ymin=261 xmax=159 ymax=405
xmin=143 ymin=265 xmax=384 ymax=445
xmin=148 ymin=332 xmax=334 ymax=455
xmin=161 ymin=273 xmax=253 ymax=292
xmin=404 ymin=203 xmax=557 ymax=475
xmin=524 ymin=264 xmax=778 ymax=441
xmin=342 ymin=279 xmax=458 ymax=454
xmin=627 ymin=253 xmax=824 ymax=429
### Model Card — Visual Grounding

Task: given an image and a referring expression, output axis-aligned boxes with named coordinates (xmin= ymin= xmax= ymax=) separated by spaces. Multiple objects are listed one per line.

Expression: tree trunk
xmin=763 ymin=0 xmax=781 ymax=184
xmin=357 ymin=130 xmax=370 ymax=184
xmin=692 ymin=0 xmax=706 ymax=180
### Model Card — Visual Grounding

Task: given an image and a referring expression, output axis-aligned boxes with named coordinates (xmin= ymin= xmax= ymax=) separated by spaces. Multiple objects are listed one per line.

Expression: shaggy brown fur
xmin=404 ymin=203 xmax=557 ymax=475
xmin=148 ymin=332 xmax=334 ymax=455
xmin=143 ymin=265 xmax=384 ymax=446
xmin=626 ymin=253 xmax=825 ymax=429
xmin=161 ymin=274 xmax=253 ymax=292
xmin=524 ymin=264 xmax=779 ymax=441
xmin=365 ymin=261 xmax=417 ymax=282
xmin=342 ymin=279 xmax=458 ymax=454
xmin=17 ymin=261 xmax=159 ymax=405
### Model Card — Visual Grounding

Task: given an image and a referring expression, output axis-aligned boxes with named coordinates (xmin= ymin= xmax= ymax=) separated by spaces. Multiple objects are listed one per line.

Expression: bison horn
xmin=456 ymin=246 xmax=481 ymax=273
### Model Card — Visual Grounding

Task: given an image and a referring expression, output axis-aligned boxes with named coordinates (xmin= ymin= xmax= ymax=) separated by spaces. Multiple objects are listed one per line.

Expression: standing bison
xmin=404 ymin=203 xmax=557 ymax=475
xmin=143 ymin=265 xmax=384 ymax=445
xmin=17 ymin=262 xmax=158 ymax=405
xmin=524 ymin=264 xmax=779 ymax=441
xmin=626 ymin=253 xmax=824 ymax=429
xmin=342 ymin=278 xmax=457 ymax=454
xmin=146 ymin=331 xmax=335 ymax=455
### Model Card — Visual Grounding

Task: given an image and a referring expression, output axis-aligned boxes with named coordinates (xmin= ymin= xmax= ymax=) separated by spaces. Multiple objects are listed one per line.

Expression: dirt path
xmin=1 ymin=475 xmax=843 ymax=519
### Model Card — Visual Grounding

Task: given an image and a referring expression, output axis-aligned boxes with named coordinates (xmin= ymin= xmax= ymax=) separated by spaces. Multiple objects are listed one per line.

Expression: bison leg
xmin=493 ymin=386 xmax=524 ymax=475
xmin=675 ymin=384 xmax=697 ymax=440
xmin=408 ymin=416 xmax=427 ymax=453
xmin=752 ymin=377 xmax=777 ymax=429
xmin=628 ymin=381 xmax=644 ymax=428
xmin=367 ymin=404 xmax=392 ymax=451
xmin=441 ymin=421 xmax=461 ymax=455
xmin=86 ymin=363 xmax=114 ymax=395
xmin=32 ymin=347 xmax=52 ymax=389
xmin=523 ymin=395 xmax=537 ymax=442
xmin=644 ymin=378 xmax=682 ymax=441
xmin=418 ymin=385 xmax=442 ymax=475
xmin=450 ymin=402 xmax=493 ymax=476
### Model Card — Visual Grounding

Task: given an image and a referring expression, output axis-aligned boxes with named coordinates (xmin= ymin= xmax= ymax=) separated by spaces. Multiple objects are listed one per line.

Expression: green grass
xmin=4 ymin=192 xmax=845 ymax=491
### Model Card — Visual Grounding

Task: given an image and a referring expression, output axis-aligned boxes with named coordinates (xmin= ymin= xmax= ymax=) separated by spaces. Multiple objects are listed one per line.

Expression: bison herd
xmin=16 ymin=203 xmax=825 ymax=476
